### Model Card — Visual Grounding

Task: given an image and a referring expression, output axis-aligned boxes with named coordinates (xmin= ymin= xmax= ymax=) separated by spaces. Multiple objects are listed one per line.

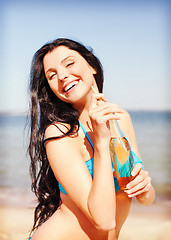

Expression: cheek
xmin=70 ymin=64 xmax=94 ymax=81
xmin=70 ymin=64 xmax=84 ymax=76
xmin=48 ymin=80 xmax=56 ymax=90
xmin=70 ymin=60 xmax=89 ymax=75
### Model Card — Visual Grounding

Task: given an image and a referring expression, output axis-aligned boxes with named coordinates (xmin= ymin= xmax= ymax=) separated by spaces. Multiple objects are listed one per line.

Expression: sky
xmin=0 ymin=0 xmax=170 ymax=113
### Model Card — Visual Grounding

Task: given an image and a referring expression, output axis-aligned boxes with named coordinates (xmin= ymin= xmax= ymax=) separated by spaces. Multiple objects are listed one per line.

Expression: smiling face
xmin=43 ymin=46 xmax=97 ymax=109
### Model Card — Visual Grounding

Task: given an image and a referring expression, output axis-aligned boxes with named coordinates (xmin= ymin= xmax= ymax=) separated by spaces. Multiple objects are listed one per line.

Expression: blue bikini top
xmin=58 ymin=122 xmax=143 ymax=194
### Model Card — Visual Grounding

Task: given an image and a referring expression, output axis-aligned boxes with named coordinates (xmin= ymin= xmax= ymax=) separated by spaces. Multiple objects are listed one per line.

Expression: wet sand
xmin=0 ymin=188 xmax=171 ymax=240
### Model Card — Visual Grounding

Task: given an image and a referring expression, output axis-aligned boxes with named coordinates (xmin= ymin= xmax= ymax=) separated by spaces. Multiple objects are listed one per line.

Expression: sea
xmin=0 ymin=111 xmax=171 ymax=206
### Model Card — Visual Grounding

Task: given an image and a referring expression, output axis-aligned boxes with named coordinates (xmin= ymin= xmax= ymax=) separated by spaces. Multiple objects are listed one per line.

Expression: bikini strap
xmin=79 ymin=121 xmax=95 ymax=153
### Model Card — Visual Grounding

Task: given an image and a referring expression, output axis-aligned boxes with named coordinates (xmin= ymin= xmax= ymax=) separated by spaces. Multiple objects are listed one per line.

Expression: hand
xmin=125 ymin=163 xmax=152 ymax=198
xmin=88 ymin=93 xmax=123 ymax=144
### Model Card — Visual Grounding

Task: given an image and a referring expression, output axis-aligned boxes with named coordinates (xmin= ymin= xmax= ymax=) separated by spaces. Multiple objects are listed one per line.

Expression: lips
xmin=63 ymin=80 xmax=79 ymax=92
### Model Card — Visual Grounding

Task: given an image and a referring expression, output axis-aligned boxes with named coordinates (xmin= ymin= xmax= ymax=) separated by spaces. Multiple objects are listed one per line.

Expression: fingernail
xmin=131 ymin=171 xmax=135 ymax=176
xmin=126 ymin=184 xmax=130 ymax=189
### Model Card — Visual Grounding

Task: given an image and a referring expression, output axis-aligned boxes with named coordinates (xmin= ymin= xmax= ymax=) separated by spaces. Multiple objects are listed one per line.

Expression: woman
xmin=28 ymin=38 xmax=155 ymax=240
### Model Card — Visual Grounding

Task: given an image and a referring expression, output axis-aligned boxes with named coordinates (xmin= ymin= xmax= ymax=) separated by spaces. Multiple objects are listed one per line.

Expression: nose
xmin=57 ymin=67 xmax=69 ymax=82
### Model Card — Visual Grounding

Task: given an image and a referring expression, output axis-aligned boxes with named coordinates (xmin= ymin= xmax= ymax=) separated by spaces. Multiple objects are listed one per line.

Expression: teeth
xmin=64 ymin=81 xmax=78 ymax=92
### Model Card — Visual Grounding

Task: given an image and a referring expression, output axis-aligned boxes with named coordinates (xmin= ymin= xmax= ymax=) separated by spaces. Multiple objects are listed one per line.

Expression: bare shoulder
xmin=118 ymin=109 xmax=132 ymax=130
xmin=121 ymin=109 xmax=131 ymax=120
xmin=45 ymin=122 xmax=71 ymax=140
xmin=44 ymin=122 xmax=80 ymax=163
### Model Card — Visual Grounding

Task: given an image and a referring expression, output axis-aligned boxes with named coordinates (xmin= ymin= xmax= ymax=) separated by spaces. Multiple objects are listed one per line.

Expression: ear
xmin=90 ymin=66 xmax=97 ymax=75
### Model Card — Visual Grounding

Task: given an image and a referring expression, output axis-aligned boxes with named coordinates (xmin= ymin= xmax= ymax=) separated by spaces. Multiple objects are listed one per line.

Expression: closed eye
xmin=49 ymin=73 xmax=56 ymax=80
xmin=66 ymin=62 xmax=74 ymax=67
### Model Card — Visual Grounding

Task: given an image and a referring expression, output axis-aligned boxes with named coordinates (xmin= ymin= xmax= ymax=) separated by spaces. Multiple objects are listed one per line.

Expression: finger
xmin=89 ymin=93 xmax=107 ymax=109
xmin=126 ymin=169 xmax=149 ymax=189
xmin=94 ymin=113 xmax=121 ymax=124
xmin=94 ymin=107 xmax=123 ymax=119
xmin=126 ymin=182 xmax=152 ymax=198
xmin=131 ymin=163 xmax=143 ymax=177
xmin=90 ymin=101 xmax=123 ymax=115
xmin=89 ymin=105 xmax=123 ymax=122
xmin=90 ymin=110 xmax=121 ymax=125
xmin=126 ymin=175 xmax=151 ymax=195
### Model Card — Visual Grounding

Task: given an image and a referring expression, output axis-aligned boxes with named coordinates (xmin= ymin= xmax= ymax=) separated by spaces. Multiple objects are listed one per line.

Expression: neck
xmin=75 ymin=100 xmax=93 ymax=131
xmin=72 ymin=90 xmax=92 ymax=126
xmin=78 ymin=108 xmax=92 ymax=129
xmin=72 ymin=83 xmax=99 ymax=129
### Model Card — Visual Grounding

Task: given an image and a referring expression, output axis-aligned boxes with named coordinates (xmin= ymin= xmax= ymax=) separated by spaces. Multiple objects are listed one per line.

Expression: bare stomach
xmin=31 ymin=191 xmax=131 ymax=240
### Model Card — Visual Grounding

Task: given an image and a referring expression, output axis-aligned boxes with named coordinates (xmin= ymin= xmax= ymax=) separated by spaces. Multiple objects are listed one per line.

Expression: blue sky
xmin=0 ymin=0 xmax=170 ymax=112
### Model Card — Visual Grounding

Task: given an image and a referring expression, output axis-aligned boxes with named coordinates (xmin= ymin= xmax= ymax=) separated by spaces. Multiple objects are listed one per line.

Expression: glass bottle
xmin=109 ymin=122 xmax=135 ymax=190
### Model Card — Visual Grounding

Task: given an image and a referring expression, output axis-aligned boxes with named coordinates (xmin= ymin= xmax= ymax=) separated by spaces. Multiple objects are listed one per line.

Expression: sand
xmin=0 ymin=188 xmax=171 ymax=240
xmin=119 ymin=198 xmax=171 ymax=240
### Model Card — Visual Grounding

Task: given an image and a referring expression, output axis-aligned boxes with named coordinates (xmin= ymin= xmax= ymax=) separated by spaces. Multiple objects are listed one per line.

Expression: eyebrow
xmin=61 ymin=55 xmax=74 ymax=63
xmin=45 ymin=56 xmax=74 ymax=75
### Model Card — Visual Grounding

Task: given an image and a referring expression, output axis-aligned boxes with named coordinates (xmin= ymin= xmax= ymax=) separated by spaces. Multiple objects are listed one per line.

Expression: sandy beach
xmin=119 ymin=197 xmax=171 ymax=240
xmin=0 ymin=188 xmax=171 ymax=240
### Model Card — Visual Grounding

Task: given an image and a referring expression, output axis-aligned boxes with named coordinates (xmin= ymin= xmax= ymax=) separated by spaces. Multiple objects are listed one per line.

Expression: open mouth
xmin=63 ymin=80 xmax=79 ymax=93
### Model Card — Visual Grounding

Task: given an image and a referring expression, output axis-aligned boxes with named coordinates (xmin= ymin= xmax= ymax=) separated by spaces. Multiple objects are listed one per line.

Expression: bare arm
xmin=87 ymin=94 xmax=121 ymax=230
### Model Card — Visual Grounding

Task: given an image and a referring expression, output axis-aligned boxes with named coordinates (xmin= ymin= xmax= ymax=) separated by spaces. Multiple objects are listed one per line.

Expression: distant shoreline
xmin=0 ymin=186 xmax=170 ymax=208
xmin=0 ymin=109 xmax=171 ymax=117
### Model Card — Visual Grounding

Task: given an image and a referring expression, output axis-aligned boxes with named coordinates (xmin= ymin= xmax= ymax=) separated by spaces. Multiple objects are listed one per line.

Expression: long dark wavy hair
xmin=28 ymin=38 xmax=104 ymax=233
